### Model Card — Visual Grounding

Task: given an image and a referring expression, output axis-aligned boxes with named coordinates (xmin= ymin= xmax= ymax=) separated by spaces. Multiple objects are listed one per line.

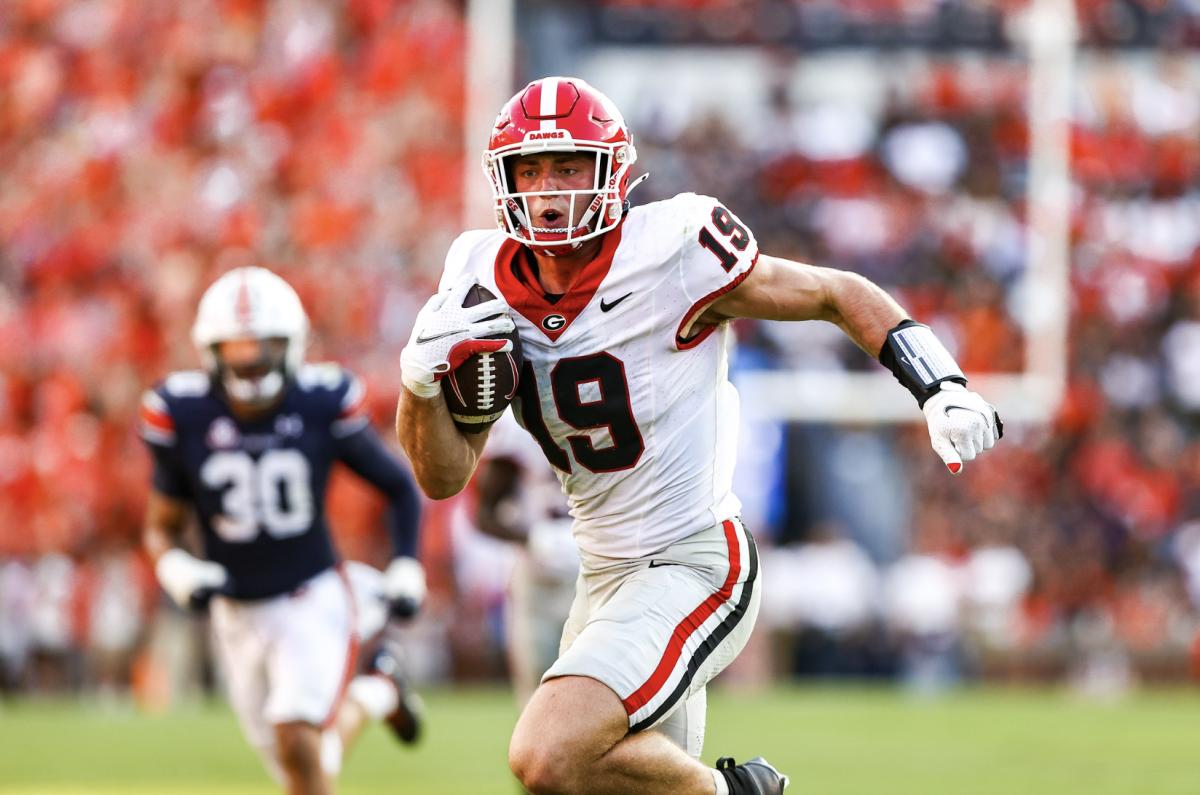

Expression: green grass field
xmin=1 ymin=685 xmax=1195 ymax=794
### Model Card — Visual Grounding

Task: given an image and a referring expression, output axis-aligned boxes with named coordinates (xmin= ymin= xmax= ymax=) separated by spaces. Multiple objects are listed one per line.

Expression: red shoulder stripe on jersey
xmin=494 ymin=222 xmax=624 ymax=343
xmin=674 ymin=252 xmax=759 ymax=350
xmin=139 ymin=404 xmax=175 ymax=432
xmin=621 ymin=519 xmax=741 ymax=716
xmin=322 ymin=565 xmax=360 ymax=730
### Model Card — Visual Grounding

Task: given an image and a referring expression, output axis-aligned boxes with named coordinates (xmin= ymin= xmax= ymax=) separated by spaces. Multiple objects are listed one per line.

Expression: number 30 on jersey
xmin=201 ymin=449 xmax=314 ymax=542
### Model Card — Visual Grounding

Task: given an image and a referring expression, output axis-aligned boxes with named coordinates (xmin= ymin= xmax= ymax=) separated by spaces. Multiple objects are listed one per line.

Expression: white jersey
xmin=440 ymin=193 xmax=758 ymax=558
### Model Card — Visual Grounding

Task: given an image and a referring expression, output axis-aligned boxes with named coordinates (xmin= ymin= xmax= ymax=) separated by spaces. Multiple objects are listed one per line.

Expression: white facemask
xmin=222 ymin=370 xmax=285 ymax=407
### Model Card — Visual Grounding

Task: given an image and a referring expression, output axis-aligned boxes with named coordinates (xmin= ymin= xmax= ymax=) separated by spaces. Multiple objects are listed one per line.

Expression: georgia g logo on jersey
xmin=542 ymin=314 xmax=566 ymax=331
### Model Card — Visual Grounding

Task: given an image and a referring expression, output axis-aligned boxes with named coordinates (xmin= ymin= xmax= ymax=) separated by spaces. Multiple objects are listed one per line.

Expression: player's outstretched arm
xmin=700 ymin=254 xmax=1002 ymax=473
xmin=697 ymin=254 xmax=906 ymax=354
xmin=334 ymin=423 xmax=428 ymax=616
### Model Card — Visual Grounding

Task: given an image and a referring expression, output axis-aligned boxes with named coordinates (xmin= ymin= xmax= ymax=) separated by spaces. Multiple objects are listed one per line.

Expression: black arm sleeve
xmin=148 ymin=442 xmax=191 ymax=500
xmin=878 ymin=319 xmax=968 ymax=407
xmin=334 ymin=426 xmax=422 ymax=559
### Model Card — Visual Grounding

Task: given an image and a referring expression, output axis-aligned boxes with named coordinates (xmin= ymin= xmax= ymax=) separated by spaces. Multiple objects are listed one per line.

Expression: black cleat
xmin=368 ymin=644 xmax=424 ymax=745
xmin=716 ymin=756 xmax=790 ymax=794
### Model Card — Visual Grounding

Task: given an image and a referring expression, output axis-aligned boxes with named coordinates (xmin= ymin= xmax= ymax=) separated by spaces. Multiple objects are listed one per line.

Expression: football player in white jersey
xmin=142 ymin=268 xmax=427 ymax=795
xmin=475 ymin=411 xmax=579 ymax=707
xmin=397 ymin=77 xmax=1002 ymax=795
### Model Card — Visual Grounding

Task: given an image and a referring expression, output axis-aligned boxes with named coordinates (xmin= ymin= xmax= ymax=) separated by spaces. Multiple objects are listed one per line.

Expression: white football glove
xmin=155 ymin=548 xmax=229 ymax=610
xmin=922 ymin=382 xmax=1003 ymax=475
xmin=384 ymin=556 xmax=427 ymax=619
xmin=400 ymin=278 xmax=516 ymax=399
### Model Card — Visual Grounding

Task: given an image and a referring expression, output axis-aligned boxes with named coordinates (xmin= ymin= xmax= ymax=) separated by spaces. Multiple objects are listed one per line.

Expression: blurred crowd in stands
xmin=2 ymin=0 xmax=1199 ymax=700
xmin=590 ymin=0 xmax=1200 ymax=48
xmin=626 ymin=40 xmax=1200 ymax=690
xmin=0 ymin=0 xmax=469 ymax=697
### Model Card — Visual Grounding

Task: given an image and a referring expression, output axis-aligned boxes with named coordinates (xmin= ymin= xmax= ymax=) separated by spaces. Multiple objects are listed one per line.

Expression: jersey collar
xmin=494 ymin=222 xmax=624 ymax=342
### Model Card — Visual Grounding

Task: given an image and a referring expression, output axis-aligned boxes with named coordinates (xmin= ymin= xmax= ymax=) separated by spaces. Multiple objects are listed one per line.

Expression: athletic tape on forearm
xmin=878 ymin=320 xmax=966 ymax=407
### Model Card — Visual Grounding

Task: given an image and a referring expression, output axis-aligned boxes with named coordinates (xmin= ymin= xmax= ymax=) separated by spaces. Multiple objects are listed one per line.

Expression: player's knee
xmin=509 ymin=735 xmax=579 ymax=794
xmin=274 ymin=722 xmax=323 ymax=779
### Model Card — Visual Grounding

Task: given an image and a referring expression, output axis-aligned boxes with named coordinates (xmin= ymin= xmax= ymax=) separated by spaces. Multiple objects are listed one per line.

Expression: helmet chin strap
xmin=627 ymin=172 xmax=649 ymax=196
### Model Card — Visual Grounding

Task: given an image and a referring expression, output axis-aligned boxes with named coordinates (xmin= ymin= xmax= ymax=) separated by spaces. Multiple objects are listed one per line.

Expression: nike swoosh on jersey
xmin=600 ymin=292 xmax=633 ymax=312
xmin=415 ymin=329 xmax=466 ymax=344
xmin=647 ymin=560 xmax=678 ymax=568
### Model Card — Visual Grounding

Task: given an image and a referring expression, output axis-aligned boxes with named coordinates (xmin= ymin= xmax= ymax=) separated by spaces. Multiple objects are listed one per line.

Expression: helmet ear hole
xmin=499 ymin=156 xmax=527 ymax=231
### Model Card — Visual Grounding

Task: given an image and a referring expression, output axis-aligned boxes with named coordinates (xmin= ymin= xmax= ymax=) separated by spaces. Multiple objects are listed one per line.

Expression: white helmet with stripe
xmin=192 ymin=267 xmax=309 ymax=406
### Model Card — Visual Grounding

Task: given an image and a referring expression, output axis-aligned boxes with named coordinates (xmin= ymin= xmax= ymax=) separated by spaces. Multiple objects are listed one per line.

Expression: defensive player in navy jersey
xmin=141 ymin=267 xmax=426 ymax=795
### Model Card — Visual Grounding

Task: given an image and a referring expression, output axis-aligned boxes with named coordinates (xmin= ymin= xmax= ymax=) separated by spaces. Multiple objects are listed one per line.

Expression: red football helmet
xmin=483 ymin=76 xmax=645 ymax=255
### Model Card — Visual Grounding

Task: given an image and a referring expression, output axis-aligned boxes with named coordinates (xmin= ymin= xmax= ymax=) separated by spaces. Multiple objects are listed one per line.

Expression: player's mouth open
xmin=539 ymin=209 xmax=564 ymax=227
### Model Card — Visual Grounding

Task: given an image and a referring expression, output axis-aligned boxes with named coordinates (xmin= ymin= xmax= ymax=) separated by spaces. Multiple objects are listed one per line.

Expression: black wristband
xmin=879 ymin=319 xmax=967 ymax=407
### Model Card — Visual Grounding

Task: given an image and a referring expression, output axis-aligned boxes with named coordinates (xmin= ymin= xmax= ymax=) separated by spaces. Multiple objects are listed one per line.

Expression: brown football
xmin=441 ymin=284 xmax=523 ymax=433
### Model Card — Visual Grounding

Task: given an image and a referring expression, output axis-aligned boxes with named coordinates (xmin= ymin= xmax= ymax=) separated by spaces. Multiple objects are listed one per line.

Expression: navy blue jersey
xmin=140 ymin=365 xmax=419 ymax=601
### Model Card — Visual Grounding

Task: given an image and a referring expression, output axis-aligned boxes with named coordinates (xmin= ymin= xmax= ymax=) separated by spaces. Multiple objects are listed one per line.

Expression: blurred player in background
xmin=140 ymin=267 xmax=426 ymax=795
xmin=397 ymin=77 xmax=1003 ymax=795
xmin=475 ymin=411 xmax=579 ymax=707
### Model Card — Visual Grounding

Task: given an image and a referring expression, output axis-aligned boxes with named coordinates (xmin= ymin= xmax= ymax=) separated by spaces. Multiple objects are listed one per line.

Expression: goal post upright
xmin=464 ymin=0 xmax=515 ymax=229
xmin=1017 ymin=0 xmax=1077 ymax=420
xmin=741 ymin=0 xmax=1077 ymax=425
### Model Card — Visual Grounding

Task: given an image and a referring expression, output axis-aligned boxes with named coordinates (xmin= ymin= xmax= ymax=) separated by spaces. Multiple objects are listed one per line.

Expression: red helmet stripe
xmin=539 ymin=76 xmax=560 ymax=131
xmin=234 ymin=273 xmax=254 ymax=327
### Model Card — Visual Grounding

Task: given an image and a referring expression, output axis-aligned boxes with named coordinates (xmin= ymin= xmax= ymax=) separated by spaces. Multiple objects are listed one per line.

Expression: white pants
xmin=209 ymin=563 xmax=388 ymax=778
xmin=544 ymin=518 xmax=761 ymax=757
